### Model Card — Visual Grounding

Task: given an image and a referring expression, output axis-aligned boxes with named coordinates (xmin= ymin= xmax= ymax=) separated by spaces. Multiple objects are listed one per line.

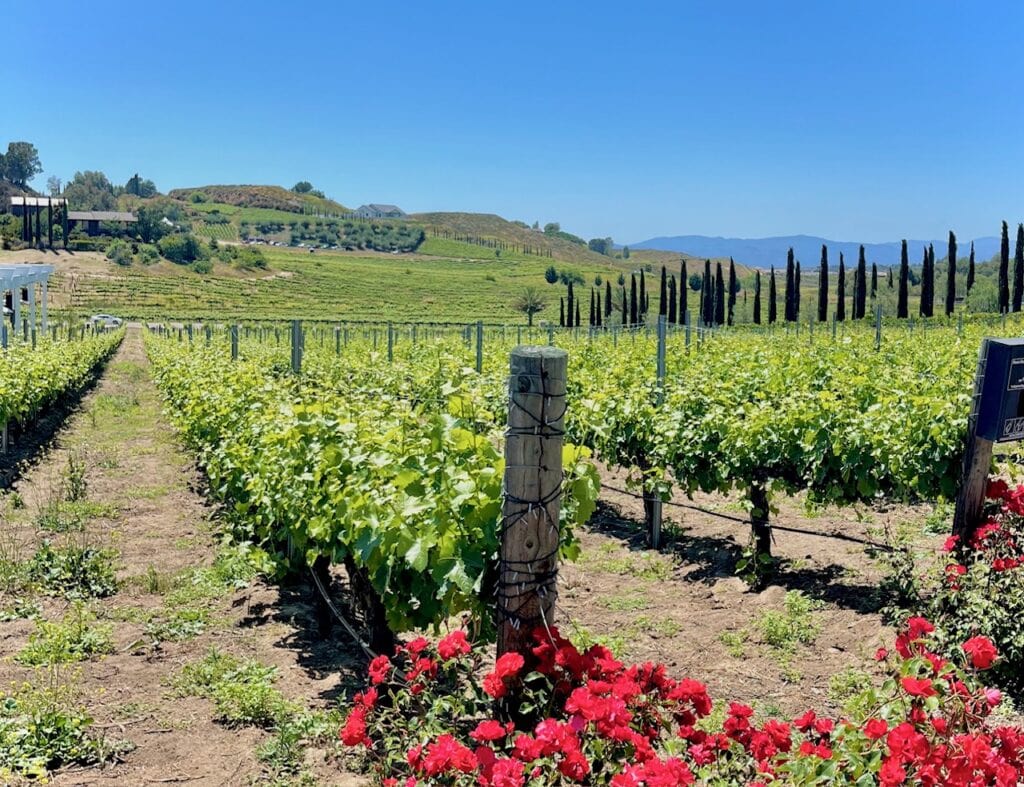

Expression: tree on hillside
xmin=680 ymin=260 xmax=688 ymax=322
xmin=888 ymin=266 xmax=894 ymax=289
xmin=605 ymin=281 xmax=613 ymax=321
xmin=967 ymin=242 xmax=976 ymax=292
xmin=623 ymin=246 xmax=630 ymax=259
xmin=854 ymin=246 xmax=867 ymax=319
xmin=727 ymin=258 xmax=737 ymax=326
xmin=630 ymin=275 xmax=638 ymax=325
xmin=0 ymin=142 xmax=42 ymax=186
xmin=753 ymin=270 xmax=762 ymax=324
xmin=46 ymin=176 xmax=62 ymax=196
xmin=836 ymin=252 xmax=846 ymax=321
xmin=714 ymin=262 xmax=725 ymax=326
xmin=620 ymin=287 xmax=627 ymax=326
xmin=293 ymin=181 xmax=314 ymax=194
xmin=768 ymin=266 xmax=777 ymax=324
xmin=702 ymin=260 xmax=713 ymax=326
xmin=784 ymin=248 xmax=795 ymax=322
xmin=559 ymin=297 xmax=565 ymax=327
xmin=945 ymin=231 xmax=957 ymax=317
xmin=639 ymin=269 xmax=647 ymax=317
xmin=544 ymin=265 xmax=558 ymax=284
xmin=1000 ymin=221 xmax=1011 ymax=313
xmin=596 ymin=290 xmax=602 ymax=327
xmin=588 ymin=237 xmax=613 ymax=255
xmin=898 ymin=240 xmax=910 ymax=318
xmin=919 ymin=245 xmax=933 ymax=318
xmin=795 ymin=260 xmax=802 ymax=319
xmin=566 ymin=281 xmax=575 ymax=328
xmin=817 ymin=245 xmax=829 ymax=322
xmin=1014 ymin=224 xmax=1024 ymax=313
xmin=575 ymin=301 xmax=581 ymax=329
xmin=589 ymin=289 xmax=596 ymax=326
xmin=871 ymin=262 xmax=878 ymax=299
xmin=668 ymin=275 xmax=677 ymax=323
xmin=125 ymin=173 xmax=158 ymax=198
xmin=64 ymin=170 xmax=116 ymax=211
xmin=513 ymin=287 xmax=547 ymax=326
xmin=659 ymin=266 xmax=667 ymax=316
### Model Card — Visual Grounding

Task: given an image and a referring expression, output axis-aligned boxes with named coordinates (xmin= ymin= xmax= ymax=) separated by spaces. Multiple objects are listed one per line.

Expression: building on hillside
xmin=67 ymin=211 xmax=137 ymax=236
xmin=354 ymin=204 xmax=406 ymax=219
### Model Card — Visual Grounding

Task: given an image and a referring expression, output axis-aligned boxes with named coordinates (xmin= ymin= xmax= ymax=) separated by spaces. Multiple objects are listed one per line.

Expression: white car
xmin=88 ymin=314 xmax=123 ymax=328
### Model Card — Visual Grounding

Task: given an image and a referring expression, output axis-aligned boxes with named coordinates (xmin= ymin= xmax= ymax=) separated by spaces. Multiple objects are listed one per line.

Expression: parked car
xmin=88 ymin=314 xmax=123 ymax=328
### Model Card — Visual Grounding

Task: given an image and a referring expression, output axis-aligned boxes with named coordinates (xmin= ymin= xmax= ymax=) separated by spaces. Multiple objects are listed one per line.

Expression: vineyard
xmin=0 ymin=317 xmax=1023 ymax=784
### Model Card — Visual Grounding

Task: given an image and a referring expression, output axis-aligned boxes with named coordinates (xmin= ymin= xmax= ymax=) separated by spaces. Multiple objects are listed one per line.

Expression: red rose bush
xmin=339 ymin=622 xmax=1024 ymax=785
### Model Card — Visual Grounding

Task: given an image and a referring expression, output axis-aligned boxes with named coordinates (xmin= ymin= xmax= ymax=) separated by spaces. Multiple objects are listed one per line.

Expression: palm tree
xmin=513 ymin=287 xmax=547 ymax=326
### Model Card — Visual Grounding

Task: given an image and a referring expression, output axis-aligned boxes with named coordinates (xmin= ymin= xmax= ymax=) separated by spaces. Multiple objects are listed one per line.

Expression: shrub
xmin=25 ymin=540 xmax=118 ymax=599
xmin=105 ymin=239 xmax=132 ymax=267
xmin=191 ymin=259 xmax=213 ymax=275
xmin=908 ymin=479 xmax=1024 ymax=695
xmin=339 ymin=623 xmax=1024 ymax=785
xmin=158 ymin=233 xmax=203 ymax=264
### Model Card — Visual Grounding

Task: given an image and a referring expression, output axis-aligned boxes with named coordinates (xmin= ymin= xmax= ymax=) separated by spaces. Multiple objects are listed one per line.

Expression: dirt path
xmin=0 ymin=327 xmax=366 ymax=786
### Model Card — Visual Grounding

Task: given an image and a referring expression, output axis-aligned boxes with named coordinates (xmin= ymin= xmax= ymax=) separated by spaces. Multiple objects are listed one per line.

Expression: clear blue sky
xmin=5 ymin=0 xmax=1022 ymax=244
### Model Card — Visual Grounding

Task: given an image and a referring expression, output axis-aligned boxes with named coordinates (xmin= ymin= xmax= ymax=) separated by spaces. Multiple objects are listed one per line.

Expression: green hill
xmin=167 ymin=184 xmax=349 ymax=216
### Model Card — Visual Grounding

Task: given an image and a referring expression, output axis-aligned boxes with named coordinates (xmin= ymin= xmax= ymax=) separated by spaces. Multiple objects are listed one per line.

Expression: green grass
xmin=17 ymin=604 xmax=114 ymax=665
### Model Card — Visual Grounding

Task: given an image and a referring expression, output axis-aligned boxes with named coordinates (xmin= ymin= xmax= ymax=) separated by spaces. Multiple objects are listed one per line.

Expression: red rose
xmin=438 ymin=629 xmax=471 ymax=660
xmin=368 ymin=654 xmax=391 ymax=685
xmin=900 ymin=677 xmax=937 ymax=697
xmin=470 ymin=719 xmax=511 ymax=742
xmin=863 ymin=718 xmax=888 ymax=740
xmin=339 ymin=707 xmax=369 ymax=747
xmin=963 ymin=635 xmax=999 ymax=670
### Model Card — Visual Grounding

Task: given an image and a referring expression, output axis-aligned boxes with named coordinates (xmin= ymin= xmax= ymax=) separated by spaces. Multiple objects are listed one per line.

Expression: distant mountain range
xmin=629 ymin=234 xmax=1002 ymax=269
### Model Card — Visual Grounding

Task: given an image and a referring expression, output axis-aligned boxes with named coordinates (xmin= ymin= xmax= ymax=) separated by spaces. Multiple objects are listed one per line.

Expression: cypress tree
xmin=768 ymin=266 xmax=777 ymax=324
xmin=784 ymin=248 xmax=795 ymax=321
xmin=630 ymin=275 xmax=638 ymax=325
xmin=1000 ymin=221 xmax=1010 ymax=313
xmin=680 ymin=260 xmax=688 ymax=323
xmin=567 ymin=281 xmax=575 ymax=328
xmin=668 ymin=275 xmax=677 ymax=324
xmin=621 ymin=288 xmax=627 ymax=325
xmin=817 ymin=245 xmax=829 ymax=322
xmin=47 ymin=198 xmax=53 ymax=248
xmin=702 ymin=260 xmax=713 ymax=326
xmin=753 ymin=270 xmax=762 ymax=324
xmin=897 ymin=240 xmax=909 ymax=318
xmin=871 ymin=262 xmax=878 ymax=299
xmin=639 ymin=270 xmax=647 ymax=317
xmin=714 ymin=262 xmax=725 ymax=326
xmin=61 ymin=204 xmax=68 ymax=249
xmin=888 ymin=266 xmax=894 ymax=289
xmin=560 ymin=298 xmax=565 ymax=327
xmin=34 ymin=206 xmax=41 ymax=248
xmin=919 ymin=245 xmax=931 ymax=318
xmin=790 ymin=260 xmax=798 ymax=315
xmin=605 ymin=281 xmax=613 ymax=320
xmin=836 ymin=252 xmax=846 ymax=321
xmin=855 ymin=246 xmax=867 ymax=319
xmin=967 ymin=242 xmax=976 ymax=292
xmin=589 ymin=288 xmax=596 ymax=326
xmin=1014 ymin=223 xmax=1024 ymax=313
xmin=727 ymin=258 xmax=737 ymax=325
xmin=596 ymin=291 xmax=602 ymax=327
xmin=575 ymin=301 xmax=581 ymax=328
xmin=945 ymin=231 xmax=957 ymax=317
xmin=659 ymin=266 xmax=667 ymax=316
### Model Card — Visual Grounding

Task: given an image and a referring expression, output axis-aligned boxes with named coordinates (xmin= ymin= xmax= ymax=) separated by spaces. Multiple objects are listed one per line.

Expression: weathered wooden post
xmin=387 ymin=322 xmax=394 ymax=363
xmin=497 ymin=346 xmax=567 ymax=658
xmin=476 ymin=320 xmax=484 ymax=373
xmin=230 ymin=325 xmax=239 ymax=360
xmin=875 ymin=305 xmax=883 ymax=351
xmin=648 ymin=315 xmax=667 ymax=548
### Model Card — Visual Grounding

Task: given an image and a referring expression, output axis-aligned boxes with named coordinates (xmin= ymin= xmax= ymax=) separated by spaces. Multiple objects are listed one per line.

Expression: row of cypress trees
xmin=556 ymin=225 xmax=1018 ymax=328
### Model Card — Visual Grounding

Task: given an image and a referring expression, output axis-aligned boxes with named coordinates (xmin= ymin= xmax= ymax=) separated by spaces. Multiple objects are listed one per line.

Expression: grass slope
xmin=167 ymin=185 xmax=349 ymax=215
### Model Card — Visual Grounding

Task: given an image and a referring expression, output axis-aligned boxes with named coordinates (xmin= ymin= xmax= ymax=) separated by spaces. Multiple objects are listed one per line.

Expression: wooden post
xmin=230 ymin=325 xmax=239 ymax=360
xmin=953 ymin=339 xmax=994 ymax=541
xmin=649 ymin=315 xmax=667 ymax=548
xmin=291 ymin=320 xmax=302 ymax=373
xmin=476 ymin=320 xmax=484 ymax=373
xmin=875 ymin=304 xmax=883 ymax=351
xmin=497 ymin=346 xmax=567 ymax=658
xmin=387 ymin=322 xmax=394 ymax=363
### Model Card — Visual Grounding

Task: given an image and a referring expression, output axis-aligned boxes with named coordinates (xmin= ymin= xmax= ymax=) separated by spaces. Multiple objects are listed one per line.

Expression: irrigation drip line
xmin=308 ymin=566 xmax=378 ymax=660
xmin=599 ymin=483 xmax=893 ymax=552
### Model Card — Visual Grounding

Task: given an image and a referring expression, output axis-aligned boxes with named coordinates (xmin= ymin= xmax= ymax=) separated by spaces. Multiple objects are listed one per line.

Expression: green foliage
xmin=172 ymin=649 xmax=294 ymax=727
xmin=64 ymin=170 xmax=117 ymax=211
xmin=755 ymin=591 xmax=821 ymax=652
xmin=17 ymin=604 xmax=114 ymax=665
xmin=1 ymin=141 xmax=42 ymax=186
xmin=0 ymin=678 xmax=118 ymax=779
xmin=106 ymin=238 xmax=133 ymax=266
xmin=158 ymin=232 xmax=204 ymax=264
xmin=191 ymin=258 xmax=214 ymax=275
xmin=26 ymin=540 xmax=119 ymax=600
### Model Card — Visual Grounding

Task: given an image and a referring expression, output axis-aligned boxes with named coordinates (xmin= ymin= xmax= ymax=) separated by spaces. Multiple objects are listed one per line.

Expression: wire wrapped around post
xmin=496 ymin=345 xmax=568 ymax=658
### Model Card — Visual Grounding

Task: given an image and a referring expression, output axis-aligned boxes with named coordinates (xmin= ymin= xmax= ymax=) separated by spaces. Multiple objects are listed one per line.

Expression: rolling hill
xmin=631 ymin=234 xmax=1002 ymax=269
xmin=167 ymin=184 xmax=349 ymax=216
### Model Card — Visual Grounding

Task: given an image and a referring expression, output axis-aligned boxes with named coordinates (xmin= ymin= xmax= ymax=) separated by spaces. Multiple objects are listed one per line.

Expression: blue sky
xmin=5 ymin=1 xmax=1022 ymax=244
